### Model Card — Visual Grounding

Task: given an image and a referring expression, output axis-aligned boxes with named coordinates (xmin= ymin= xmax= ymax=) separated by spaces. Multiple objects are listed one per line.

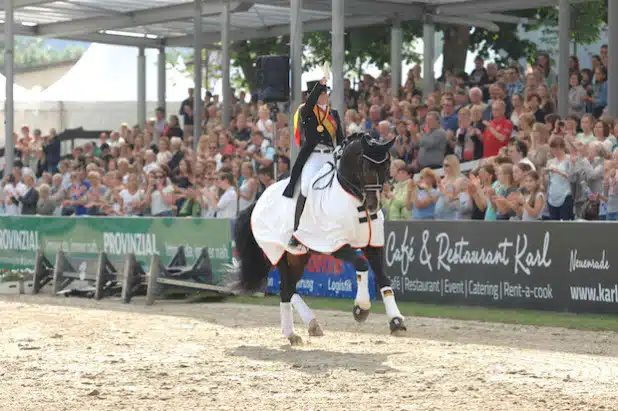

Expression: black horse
xmin=234 ymin=133 xmax=407 ymax=345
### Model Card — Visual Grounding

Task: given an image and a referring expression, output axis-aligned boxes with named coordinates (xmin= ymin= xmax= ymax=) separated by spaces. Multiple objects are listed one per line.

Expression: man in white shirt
xmin=247 ymin=131 xmax=275 ymax=172
xmin=508 ymin=140 xmax=536 ymax=171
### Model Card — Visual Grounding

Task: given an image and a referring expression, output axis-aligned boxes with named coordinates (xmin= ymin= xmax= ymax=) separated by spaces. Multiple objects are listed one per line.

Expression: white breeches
xmin=300 ymin=150 xmax=334 ymax=196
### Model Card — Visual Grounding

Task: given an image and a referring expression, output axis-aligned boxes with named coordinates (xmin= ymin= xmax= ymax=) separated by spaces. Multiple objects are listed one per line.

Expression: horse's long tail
xmin=234 ymin=202 xmax=272 ymax=293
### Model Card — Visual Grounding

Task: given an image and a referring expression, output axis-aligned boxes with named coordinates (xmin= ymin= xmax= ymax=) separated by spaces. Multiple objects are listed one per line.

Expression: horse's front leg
xmin=332 ymin=246 xmax=371 ymax=323
xmin=363 ymin=245 xmax=407 ymax=335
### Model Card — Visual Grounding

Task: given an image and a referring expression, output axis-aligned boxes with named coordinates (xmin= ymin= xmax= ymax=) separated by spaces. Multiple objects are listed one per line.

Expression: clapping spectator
xmin=145 ymin=169 xmax=175 ymax=217
xmin=545 ymin=136 xmax=574 ymax=220
xmin=18 ymin=168 xmax=39 ymax=215
xmin=36 ymin=184 xmax=57 ymax=216
xmin=205 ymin=172 xmax=238 ymax=218
xmin=382 ymin=160 xmax=411 ymax=221
xmin=418 ymin=111 xmax=447 ymax=170
xmin=119 ymin=173 xmax=145 ymax=217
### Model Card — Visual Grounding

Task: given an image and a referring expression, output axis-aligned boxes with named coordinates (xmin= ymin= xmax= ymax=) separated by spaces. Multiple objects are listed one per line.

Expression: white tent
xmin=0 ymin=74 xmax=35 ymax=101
xmin=38 ymin=43 xmax=194 ymax=102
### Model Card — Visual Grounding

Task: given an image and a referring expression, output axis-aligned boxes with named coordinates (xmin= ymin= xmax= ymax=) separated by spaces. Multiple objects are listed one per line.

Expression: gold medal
xmin=317 ymin=124 xmax=324 ymax=133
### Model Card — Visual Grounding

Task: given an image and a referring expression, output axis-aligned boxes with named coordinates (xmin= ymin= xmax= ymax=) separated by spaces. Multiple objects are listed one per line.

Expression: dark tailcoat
xmin=282 ymin=82 xmax=345 ymax=198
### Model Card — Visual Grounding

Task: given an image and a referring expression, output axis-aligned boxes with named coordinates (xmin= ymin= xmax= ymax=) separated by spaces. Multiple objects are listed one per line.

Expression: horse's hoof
xmin=389 ymin=317 xmax=407 ymax=336
xmin=353 ymin=305 xmax=371 ymax=323
xmin=308 ymin=319 xmax=324 ymax=337
xmin=287 ymin=333 xmax=304 ymax=346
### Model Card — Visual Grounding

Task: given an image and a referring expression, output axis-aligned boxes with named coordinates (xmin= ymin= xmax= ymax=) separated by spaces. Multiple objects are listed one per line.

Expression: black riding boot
xmin=288 ymin=194 xmax=307 ymax=247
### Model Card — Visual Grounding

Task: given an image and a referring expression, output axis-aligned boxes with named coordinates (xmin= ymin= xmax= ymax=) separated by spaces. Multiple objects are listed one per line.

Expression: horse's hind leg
xmin=284 ymin=253 xmax=324 ymax=338
xmin=278 ymin=255 xmax=302 ymax=346
xmin=332 ymin=246 xmax=371 ymax=323
xmin=364 ymin=245 xmax=407 ymax=335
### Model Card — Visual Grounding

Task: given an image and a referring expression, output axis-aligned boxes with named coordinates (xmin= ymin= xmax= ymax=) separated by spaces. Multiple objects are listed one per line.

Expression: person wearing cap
xmin=282 ymin=75 xmax=345 ymax=251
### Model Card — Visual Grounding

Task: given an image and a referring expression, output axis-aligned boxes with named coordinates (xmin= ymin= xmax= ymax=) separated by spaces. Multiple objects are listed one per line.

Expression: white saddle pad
xmin=295 ymin=164 xmax=384 ymax=253
xmin=250 ymin=178 xmax=301 ymax=266
xmin=250 ymin=166 xmax=385 ymax=266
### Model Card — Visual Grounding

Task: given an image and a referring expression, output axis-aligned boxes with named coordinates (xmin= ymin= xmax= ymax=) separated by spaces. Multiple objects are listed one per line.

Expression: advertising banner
xmin=267 ymin=253 xmax=377 ymax=300
xmin=384 ymin=220 xmax=617 ymax=314
xmin=0 ymin=216 xmax=232 ymax=285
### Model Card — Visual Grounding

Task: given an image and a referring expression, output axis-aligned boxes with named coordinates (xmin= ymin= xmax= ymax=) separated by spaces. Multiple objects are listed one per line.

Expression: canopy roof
xmin=0 ymin=0 xmax=553 ymax=49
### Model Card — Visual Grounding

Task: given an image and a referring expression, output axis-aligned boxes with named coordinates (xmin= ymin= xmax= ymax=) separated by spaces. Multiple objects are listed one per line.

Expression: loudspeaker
xmin=255 ymin=55 xmax=289 ymax=103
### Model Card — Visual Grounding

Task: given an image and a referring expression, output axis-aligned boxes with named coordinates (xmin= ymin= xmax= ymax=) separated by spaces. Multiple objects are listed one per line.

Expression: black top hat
xmin=307 ymin=80 xmax=330 ymax=93
xmin=361 ymin=133 xmax=395 ymax=164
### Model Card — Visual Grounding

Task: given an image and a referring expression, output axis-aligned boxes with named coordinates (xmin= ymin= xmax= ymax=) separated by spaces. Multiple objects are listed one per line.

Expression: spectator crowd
xmin=1 ymin=45 xmax=616 ymax=222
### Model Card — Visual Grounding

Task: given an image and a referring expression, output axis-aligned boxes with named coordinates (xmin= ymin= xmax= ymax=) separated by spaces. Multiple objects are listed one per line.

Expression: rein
xmin=311 ymin=142 xmax=390 ymax=204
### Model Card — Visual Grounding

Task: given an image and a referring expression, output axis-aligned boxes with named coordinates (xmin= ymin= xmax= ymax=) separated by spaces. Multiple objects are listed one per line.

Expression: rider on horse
xmin=282 ymin=75 xmax=345 ymax=250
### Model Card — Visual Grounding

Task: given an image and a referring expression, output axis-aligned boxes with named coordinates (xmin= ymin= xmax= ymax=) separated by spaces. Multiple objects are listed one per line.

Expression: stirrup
xmin=288 ymin=236 xmax=301 ymax=247
xmin=287 ymin=235 xmax=308 ymax=254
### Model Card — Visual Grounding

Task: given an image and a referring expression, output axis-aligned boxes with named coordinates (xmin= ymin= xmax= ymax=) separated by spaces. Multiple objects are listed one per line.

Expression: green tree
xmin=303 ymin=22 xmax=422 ymax=77
xmin=0 ymin=37 xmax=85 ymax=69
xmin=533 ymin=0 xmax=608 ymax=52
xmin=169 ymin=48 xmax=223 ymax=91
xmin=465 ymin=2 xmax=608 ymax=70
xmin=170 ymin=37 xmax=289 ymax=94
xmin=231 ymin=37 xmax=290 ymax=92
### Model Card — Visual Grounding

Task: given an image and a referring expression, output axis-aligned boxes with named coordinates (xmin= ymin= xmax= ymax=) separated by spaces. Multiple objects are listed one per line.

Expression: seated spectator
xmin=238 ymin=161 xmax=258 ymax=212
xmin=247 ymin=130 xmax=275 ymax=171
xmin=382 ymin=159 xmax=412 ymax=221
xmin=205 ymin=171 xmax=238 ymax=218
xmin=145 ymin=169 xmax=175 ymax=217
xmin=234 ymin=114 xmax=252 ymax=142
xmin=257 ymin=165 xmax=275 ymax=193
xmin=62 ymin=172 xmax=89 ymax=216
xmin=276 ymin=155 xmax=290 ymax=181
xmin=168 ymin=137 xmax=185 ymax=172
xmin=3 ymin=174 xmax=19 ymax=216
xmin=508 ymin=139 xmax=536 ymax=170
xmin=18 ymin=168 xmax=39 ymax=215
xmin=36 ymin=184 xmax=57 ymax=216
xmin=164 ymin=115 xmax=184 ymax=139
xmin=119 ymin=173 xmax=145 ymax=217
xmin=85 ymin=171 xmax=108 ymax=216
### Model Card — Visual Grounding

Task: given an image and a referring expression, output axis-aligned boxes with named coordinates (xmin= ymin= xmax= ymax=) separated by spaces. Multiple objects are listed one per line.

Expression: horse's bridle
xmin=336 ymin=144 xmax=390 ymax=206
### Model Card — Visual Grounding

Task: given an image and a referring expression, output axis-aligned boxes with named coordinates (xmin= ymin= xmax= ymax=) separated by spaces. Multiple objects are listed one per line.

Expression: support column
xmin=331 ymin=0 xmax=345 ymax=115
xmin=221 ymin=1 xmax=231 ymax=128
xmin=157 ymin=46 xmax=166 ymax=109
xmin=4 ymin=0 xmax=15 ymax=172
xmin=290 ymin=0 xmax=302 ymax=165
xmin=390 ymin=18 xmax=403 ymax=99
xmin=557 ymin=0 xmax=570 ymax=119
xmin=609 ymin=0 xmax=618 ymax=118
xmin=137 ymin=46 xmax=147 ymax=128
xmin=193 ymin=0 xmax=203 ymax=150
xmin=422 ymin=18 xmax=435 ymax=99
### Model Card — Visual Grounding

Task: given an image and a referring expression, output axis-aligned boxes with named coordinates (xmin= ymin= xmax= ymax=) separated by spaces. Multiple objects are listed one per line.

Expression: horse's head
xmin=339 ymin=133 xmax=395 ymax=213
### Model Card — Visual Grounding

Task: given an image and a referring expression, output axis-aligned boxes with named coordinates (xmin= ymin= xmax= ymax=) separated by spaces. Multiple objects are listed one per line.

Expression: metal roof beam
xmin=472 ymin=12 xmax=537 ymax=25
xmin=62 ymin=33 xmax=165 ymax=47
xmin=299 ymin=0 xmax=424 ymax=18
xmin=0 ymin=22 xmax=36 ymax=35
xmin=428 ymin=14 xmax=500 ymax=32
xmin=35 ymin=1 xmax=243 ymax=37
xmin=0 ymin=0 xmax=56 ymax=8
xmin=165 ymin=14 xmax=389 ymax=47
xmin=435 ymin=0 xmax=560 ymax=14
xmin=438 ymin=10 xmax=537 ymax=25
